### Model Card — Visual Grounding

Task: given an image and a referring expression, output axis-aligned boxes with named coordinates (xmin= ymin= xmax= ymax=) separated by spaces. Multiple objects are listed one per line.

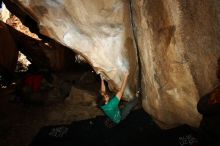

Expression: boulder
xmin=4 ymin=0 xmax=220 ymax=128
xmin=0 ymin=21 xmax=18 ymax=73
xmin=131 ymin=0 xmax=220 ymax=128
xmin=5 ymin=0 xmax=139 ymax=100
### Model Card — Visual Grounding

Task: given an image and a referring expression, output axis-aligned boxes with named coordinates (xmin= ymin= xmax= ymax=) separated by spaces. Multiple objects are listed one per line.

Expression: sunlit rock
xmin=0 ymin=3 xmax=10 ymax=22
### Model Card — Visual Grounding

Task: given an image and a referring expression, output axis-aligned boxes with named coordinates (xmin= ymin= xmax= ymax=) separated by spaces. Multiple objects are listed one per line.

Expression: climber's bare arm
xmin=100 ymin=76 xmax=106 ymax=96
xmin=116 ymin=72 xmax=129 ymax=100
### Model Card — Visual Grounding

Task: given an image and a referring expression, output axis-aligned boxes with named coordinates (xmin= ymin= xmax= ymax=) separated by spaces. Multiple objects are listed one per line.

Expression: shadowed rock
xmin=3 ymin=0 xmax=220 ymax=128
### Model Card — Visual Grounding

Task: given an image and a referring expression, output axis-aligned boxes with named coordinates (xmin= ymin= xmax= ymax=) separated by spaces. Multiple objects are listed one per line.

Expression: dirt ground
xmin=0 ymin=69 xmax=104 ymax=146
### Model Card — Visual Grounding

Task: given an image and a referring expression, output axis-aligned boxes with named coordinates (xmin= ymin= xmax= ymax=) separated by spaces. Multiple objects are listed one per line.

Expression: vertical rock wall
xmin=0 ymin=21 xmax=18 ymax=73
xmin=132 ymin=0 xmax=220 ymax=128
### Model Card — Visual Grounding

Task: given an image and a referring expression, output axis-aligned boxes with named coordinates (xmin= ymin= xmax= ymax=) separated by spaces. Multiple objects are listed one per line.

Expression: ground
xmin=0 ymin=68 xmax=106 ymax=146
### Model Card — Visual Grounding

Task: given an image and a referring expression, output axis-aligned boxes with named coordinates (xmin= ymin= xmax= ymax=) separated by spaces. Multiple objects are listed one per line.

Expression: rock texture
xmin=4 ymin=0 xmax=220 ymax=128
xmin=7 ymin=0 xmax=139 ymax=99
xmin=131 ymin=0 xmax=220 ymax=128
xmin=0 ymin=3 xmax=10 ymax=22
xmin=0 ymin=21 xmax=18 ymax=73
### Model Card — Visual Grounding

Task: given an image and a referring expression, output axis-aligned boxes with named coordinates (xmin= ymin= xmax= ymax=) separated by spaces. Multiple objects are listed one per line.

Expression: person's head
xmin=208 ymin=87 xmax=220 ymax=104
xmin=103 ymin=93 xmax=110 ymax=103
xmin=98 ymin=92 xmax=110 ymax=106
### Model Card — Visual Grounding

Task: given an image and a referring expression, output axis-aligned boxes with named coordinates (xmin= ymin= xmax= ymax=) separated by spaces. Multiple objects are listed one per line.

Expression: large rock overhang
xmin=3 ymin=0 xmax=220 ymax=128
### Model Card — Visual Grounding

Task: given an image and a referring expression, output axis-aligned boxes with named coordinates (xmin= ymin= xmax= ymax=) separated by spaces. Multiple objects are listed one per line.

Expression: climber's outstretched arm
xmin=100 ymin=76 xmax=106 ymax=96
xmin=116 ymin=72 xmax=129 ymax=100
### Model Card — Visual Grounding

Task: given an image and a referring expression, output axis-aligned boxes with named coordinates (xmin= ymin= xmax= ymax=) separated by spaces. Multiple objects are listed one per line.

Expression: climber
xmin=97 ymin=72 xmax=139 ymax=127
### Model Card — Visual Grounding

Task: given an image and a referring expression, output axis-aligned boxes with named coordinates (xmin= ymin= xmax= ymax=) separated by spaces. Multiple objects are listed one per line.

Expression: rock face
xmin=131 ymin=0 xmax=220 ymax=128
xmin=0 ymin=21 xmax=18 ymax=73
xmin=8 ymin=0 xmax=139 ymax=100
xmin=5 ymin=0 xmax=220 ymax=128
xmin=0 ymin=3 xmax=10 ymax=22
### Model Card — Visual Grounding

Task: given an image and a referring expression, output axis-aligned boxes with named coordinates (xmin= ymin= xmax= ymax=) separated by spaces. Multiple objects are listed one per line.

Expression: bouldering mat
xmin=29 ymin=109 xmax=201 ymax=146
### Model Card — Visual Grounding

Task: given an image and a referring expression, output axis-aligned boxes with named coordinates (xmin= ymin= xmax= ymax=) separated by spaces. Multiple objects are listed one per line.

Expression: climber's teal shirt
xmin=100 ymin=96 xmax=121 ymax=124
